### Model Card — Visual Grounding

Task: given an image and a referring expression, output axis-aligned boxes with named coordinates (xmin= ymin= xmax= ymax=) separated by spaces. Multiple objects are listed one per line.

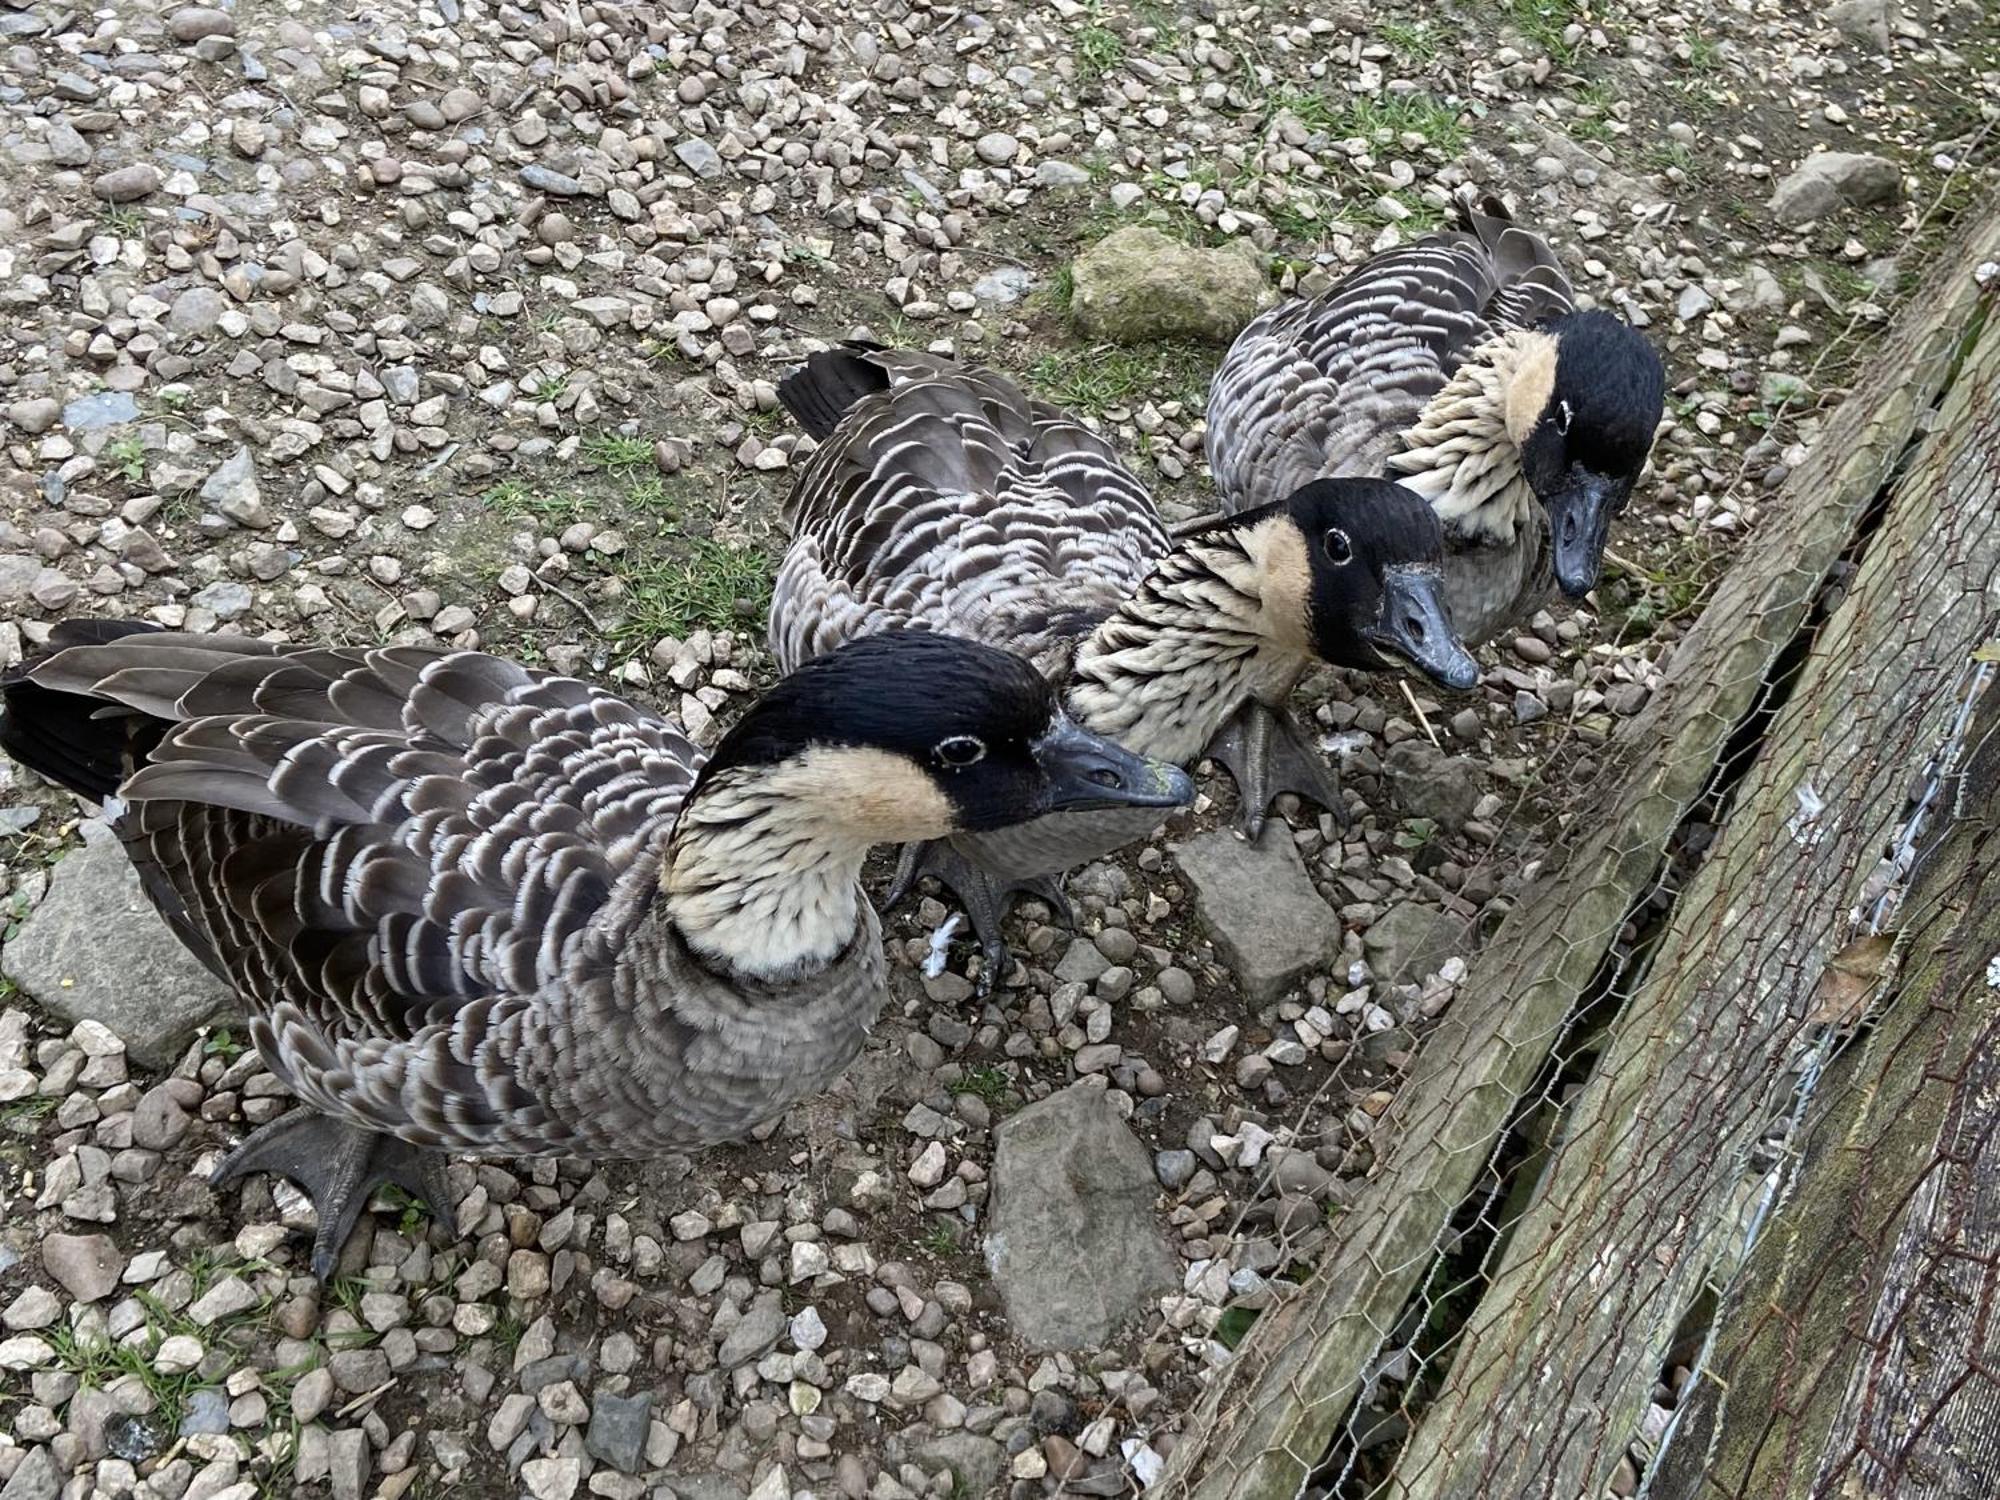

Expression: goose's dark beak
xmin=1547 ymin=468 xmax=1626 ymax=598
xmin=1369 ymin=566 xmax=1480 ymax=692
xmin=1031 ymin=716 xmax=1195 ymax=814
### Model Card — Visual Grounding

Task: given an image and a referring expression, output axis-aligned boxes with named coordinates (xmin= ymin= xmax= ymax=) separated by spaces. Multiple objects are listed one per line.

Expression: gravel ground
xmin=1 ymin=1 xmax=1996 ymax=1497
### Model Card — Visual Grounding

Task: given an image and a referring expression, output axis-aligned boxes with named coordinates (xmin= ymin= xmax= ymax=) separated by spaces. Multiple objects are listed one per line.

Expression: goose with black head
xmin=0 ymin=623 xmax=1190 ymax=1277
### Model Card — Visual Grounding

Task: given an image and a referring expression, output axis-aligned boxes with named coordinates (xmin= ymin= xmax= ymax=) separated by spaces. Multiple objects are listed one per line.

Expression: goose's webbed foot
xmin=211 ymin=1111 xmax=455 ymax=1281
xmin=1203 ymin=699 xmax=1350 ymax=840
xmin=886 ymin=839 xmax=1074 ymax=993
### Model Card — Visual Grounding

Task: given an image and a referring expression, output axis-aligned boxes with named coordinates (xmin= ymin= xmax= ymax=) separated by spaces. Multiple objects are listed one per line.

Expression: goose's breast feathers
xmin=769 ymin=350 xmax=1171 ymax=677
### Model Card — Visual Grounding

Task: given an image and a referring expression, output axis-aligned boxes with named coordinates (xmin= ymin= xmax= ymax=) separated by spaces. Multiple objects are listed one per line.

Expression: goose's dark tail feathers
xmin=778 ymin=342 xmax=893 ymax=440
xmin=0 ymin=618 xmax=165 ymax=802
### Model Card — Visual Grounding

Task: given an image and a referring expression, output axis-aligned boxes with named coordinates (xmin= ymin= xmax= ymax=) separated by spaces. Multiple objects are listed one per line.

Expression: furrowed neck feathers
xmin=662 ymin=747 xmax=948 ymax=981
xmin=1387 ymin=327 xmax=1552 ymax=546
xmin=1066 ymin=511 xmax=1312 ymax=764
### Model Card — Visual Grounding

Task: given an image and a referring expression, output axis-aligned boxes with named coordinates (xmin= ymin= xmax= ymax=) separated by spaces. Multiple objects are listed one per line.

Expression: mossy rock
xmin=1069 ymin=226 xmax=1272 ymax=345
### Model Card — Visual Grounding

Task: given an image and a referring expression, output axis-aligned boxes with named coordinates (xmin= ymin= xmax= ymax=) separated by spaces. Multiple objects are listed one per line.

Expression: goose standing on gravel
xmin=769 ymin=346 xmax=1478 ymax=977
xmin=1207 ymin=190 xmax=1667 ymax=645
xmin=0 ymin=622 xmax=1190 ymax=1277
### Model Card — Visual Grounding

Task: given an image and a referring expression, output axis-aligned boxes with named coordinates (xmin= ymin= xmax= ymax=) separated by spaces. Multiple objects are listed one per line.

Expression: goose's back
xmin=1207 ymin=207 xmax=1575 ymax=514
xmin=771 ymin=357 xmax=1171 ymax=679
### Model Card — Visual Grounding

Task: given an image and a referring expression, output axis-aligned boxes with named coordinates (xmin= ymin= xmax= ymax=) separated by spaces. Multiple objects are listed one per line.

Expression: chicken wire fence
xmin=1111 ymin=187 xmax=2000 ymax=1499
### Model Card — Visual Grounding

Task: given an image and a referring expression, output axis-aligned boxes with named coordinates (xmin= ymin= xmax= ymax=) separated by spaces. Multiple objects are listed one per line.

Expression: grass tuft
xmin=1020 ymin=342 xmax=1215 ymax=417
xmin=608 ymin=538 xmax=774 ymax=645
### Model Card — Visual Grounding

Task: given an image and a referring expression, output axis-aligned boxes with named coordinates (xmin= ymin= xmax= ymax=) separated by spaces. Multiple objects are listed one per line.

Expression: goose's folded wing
xmin=1207 ymin=239 xmax=1515 ymax=512
xmin=770 ymin=364 xmax=1169 ymax=674
xmin=11 ymin=632 xmax=699 ymax=1085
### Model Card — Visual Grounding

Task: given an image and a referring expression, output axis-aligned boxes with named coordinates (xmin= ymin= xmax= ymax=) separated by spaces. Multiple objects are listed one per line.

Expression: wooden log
xmin=1155 ymin=196 xmax=2000 ymax=1500
xmin=1384 ymin=262 xmax=2000 ymax=1495
xmin=1646 ymin=666 xmax=2000 ymax=1498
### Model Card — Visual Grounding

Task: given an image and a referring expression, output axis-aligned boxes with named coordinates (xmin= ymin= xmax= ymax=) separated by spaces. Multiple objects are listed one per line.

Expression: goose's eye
xmin=1322 ymin=527 xmax=1353 ymax=566
xmin=934 ymin=735 xmax=987 ymax=768
xmin=1556 ymin=399 xmax=1574 ymax=436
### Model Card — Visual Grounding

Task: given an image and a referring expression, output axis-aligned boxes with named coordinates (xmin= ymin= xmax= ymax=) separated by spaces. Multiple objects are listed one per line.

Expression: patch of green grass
xmin=1077 ymin=22 xmax=1126 ymax=81
xmin=1350 ymin=191 xmax=1449 ymax=233
xmin=1267 ymin=198 xmax=1331 ymax=242
xmin=1643 ymin=141 xmax=1703 ymax=180
xmin=1507 ymin=0 xmax=1584 ymax=62
xmin=1379 ymin=20 xmax=1440 ymax=64
xmin=1680 ymin=34 xmax=1722 ymax=72
xmin=609 ymin=538 xmax=774 ymax=646
xmin=103 ymin=435 xmax=146 ymax=482
xmin=1343 ymin=94 xmax=1469 ymax=154
xmin=1215 ymin=1305 xmax=1261 ymax=1349
xmin=101 ymin=205 xmax=145 ymax=237
xmin=958 ymin=1067 xmax=1015 ymax=1109
xmin=919 ymin=1221 xmax=961 ymax=1258
xmin=1134 ymin=0 xmax=1181 ymax=42
xmin=527 ymin=370 xmax=571 ymax=402
xmin=1 ymin=1094 xmax=58 ymax=1126
xmin=580 ymin=432 xmax=656 ymax=472
xmin=484 ymin=479 xmax=588 ymax=528
xmin=1021 ymin=342 xmax=1214 ymax=417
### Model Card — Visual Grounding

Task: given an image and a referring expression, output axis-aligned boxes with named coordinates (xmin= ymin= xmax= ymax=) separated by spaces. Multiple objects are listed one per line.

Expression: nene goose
xmin=768 ymin=345 xmax=1477 ymax=977
xmin=1207 ymin=189 xmax=1667 ymax=645
xmin=0 ymin=622 xmax=1190 ymax=1276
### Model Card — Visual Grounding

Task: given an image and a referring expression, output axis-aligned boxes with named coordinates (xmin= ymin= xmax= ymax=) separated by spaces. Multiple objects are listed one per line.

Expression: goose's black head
xmin=1279 ymin=478 xmax=1480 ymax=692
xmin=1516 ymin=309 xmax=1667 ymax=598
xmin=699 ymin=631 xmax=1194 ymax=840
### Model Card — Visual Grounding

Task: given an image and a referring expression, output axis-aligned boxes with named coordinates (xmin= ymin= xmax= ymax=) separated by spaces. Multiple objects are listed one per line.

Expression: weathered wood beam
xmin=1156 ymin=196 xmax=2000 ymax=1500
xmin=1647 ymin=667 xmax=2000 ymax=1498
xmin=1386 ymin=255 xmax=2000 ymax=1496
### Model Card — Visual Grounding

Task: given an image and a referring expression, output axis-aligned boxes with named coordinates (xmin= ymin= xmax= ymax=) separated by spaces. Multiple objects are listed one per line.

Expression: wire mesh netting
xmin=1111 ymin=186 xmax=2000 ymax=1500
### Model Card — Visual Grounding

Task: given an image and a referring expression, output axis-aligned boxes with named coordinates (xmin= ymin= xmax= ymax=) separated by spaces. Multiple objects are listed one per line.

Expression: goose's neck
xmin=1387 ymin=327 xmax=1551 ymax=546
xmin=1066 ymin=511 xmax=1313 ymax=765
xmin=661 ymin=750 xmax=944 ymax=981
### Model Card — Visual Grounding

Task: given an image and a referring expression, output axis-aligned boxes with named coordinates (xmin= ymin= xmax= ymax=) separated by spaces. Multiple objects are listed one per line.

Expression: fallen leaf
xmin=1808 ymin=932 xmax=1896 ymax=1028
xmin=1972 ymin=639 xmax=2000 ymax=664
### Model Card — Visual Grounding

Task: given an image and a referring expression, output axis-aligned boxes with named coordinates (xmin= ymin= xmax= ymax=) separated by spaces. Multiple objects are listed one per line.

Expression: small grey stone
xmin=42 ymin=1233 xmax=122 ymax=1302
xmin=191 ymin=580 xmax=253 ymax=620
xmin=166 ymin=286 xmax=227 ymax=339
xmin=1070 ymin=227 xmax=1271 ymax=344
xmin=1035 ymin=160 xmax=1092 ymax=188
xmin=167 ymin=7 xmax=234 ymax=41
xmin=521 ymin=164 xmax=584 ymax=197
xmin=1054 ymin=942 xmax=1110 ymax=986
xmin=1173 ymin=826 xmax=1339 ymax=1004
xmin=198 ymin=446 xmax=268 ymax=527
xmin=131 ymin=1084 xmax=192 ymax=1151
xmin=7 ymin=398 xmax=59 ymax=434
xmin=102 ymin=1412 xmax=162 ymax=1465
xmin=62 ymin=391 xmax=139 ymax=431
xmin=1768 ymin=151 xmax=1902 ymax=224
xmin=1 ymin=842 xmax=238 ymax=1067
xmin=985 ymin=1085 xmax=1178 ymax=1349
xmin=1154 ymin=1150 xmax=1197 ymax=1191
xmin=674 ymin=138 xmax=724 ymax=178
xmin=1364 ymin=901 xmax=1463 ymax=984
xmin=1384 ymin=740 xmax=1482 ymax=831
xmin=970 ymin=266 xmax=1036 ymax=305
xmin=1826 ymin=0 xmax=1892 ymax=49
xmin=328 ymin=1428 xmax=370 ymax=1500
xmin=975 ymin=131 xmax=1020 ymax=165
xmin=92 ymin=163 xmax=160 ymax=202
xmin=44 ymin=120 xmax=91 ymax=168
xmin=177 ymin=1388 xmax=229 ymax=1436
xmin=0 ymin=1448 xmax=58 ymax=1500
xmin=718 ymin=1289 xmax=785 ymax=1368
xmin=585 ymin=1391 xmax=652 ymax=1474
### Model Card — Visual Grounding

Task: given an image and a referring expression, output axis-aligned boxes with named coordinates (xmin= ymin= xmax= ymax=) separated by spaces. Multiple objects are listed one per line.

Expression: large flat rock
xmin=985 ymin=1085 xmax=1177 ymax=1350
xmin=1173 ymin=825 xmax=1339 ymax=1004
xmin=1 ymin=839 xmax=237 ymax=1068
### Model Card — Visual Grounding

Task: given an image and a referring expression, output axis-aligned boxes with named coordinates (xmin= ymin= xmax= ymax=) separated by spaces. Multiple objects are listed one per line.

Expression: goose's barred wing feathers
xmin=2 ymin=624 xmax=704 ymax=1148
xmin=770 ymin=350 xmax=1169 ymax=675
xmin=1205 ymin=193 xmax=1576 ymax=515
